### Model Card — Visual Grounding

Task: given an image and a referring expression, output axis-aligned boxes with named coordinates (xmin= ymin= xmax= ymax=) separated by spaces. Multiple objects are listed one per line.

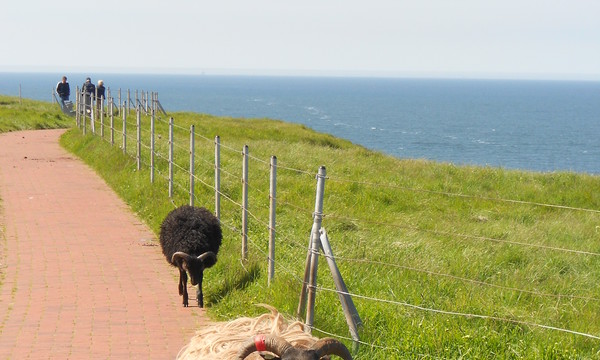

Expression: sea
xmin=1 ymin=72 xmax=599 ymax=175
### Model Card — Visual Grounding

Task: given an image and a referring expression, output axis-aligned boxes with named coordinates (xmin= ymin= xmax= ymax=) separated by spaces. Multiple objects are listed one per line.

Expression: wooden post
xmin=168 ymin=117 xmax=174 ymax=198
xmin=268 ymin=156 xmax=277 ymax=286
xmin=189 ymin=125 xmax=195 ymax=206
xmin=214 ymin=136 xmax=221 ymax=220
xmin=241 ymin=145 xmax=249 ymax=261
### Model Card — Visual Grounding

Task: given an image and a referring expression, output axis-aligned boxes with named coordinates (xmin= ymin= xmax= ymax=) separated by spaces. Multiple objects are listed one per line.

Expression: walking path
xmin=0 ymin=129 xmax=205 ymax=359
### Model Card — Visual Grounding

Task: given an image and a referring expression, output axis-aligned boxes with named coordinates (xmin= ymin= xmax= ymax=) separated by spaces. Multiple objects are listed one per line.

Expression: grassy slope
xmin=2 ymin=96 xmax=600 ymax=359
xmin=0 ymin=96 xmax=71 ymax=132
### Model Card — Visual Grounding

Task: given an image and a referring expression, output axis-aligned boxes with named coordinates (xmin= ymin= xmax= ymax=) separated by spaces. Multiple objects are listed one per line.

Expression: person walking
xmin=56 ymin=76 xmax=70 ymax=107
xmin=96 ymin=80 xmax=106 ymax=114
xmin=82 ymin=77 xmax=95 ymax=113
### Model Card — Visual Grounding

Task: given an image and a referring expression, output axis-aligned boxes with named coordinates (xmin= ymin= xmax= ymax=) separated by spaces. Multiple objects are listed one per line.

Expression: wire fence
xmin=72 ymin=88 xmax=600 ymax=356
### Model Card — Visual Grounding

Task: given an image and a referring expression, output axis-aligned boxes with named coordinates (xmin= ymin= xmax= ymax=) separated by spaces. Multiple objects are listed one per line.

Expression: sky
xmin=1 ymin=0 xmax=599 ymax=80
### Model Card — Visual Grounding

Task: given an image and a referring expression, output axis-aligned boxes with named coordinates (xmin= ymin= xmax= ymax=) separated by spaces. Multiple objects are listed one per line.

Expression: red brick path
xmin=0 ymin=129 xmax=205 ymax=359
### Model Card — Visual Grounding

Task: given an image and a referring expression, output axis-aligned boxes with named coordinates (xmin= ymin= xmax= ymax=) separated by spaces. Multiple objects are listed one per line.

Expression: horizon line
xmin=1 ymin=66 xmax=599 ymax=82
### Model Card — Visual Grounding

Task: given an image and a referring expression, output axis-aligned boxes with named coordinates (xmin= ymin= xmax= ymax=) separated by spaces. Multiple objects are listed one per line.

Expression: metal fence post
xmin=214 ymin=135 xmax=221 ymax=220
xmin=268 ymin=156 xmax=277 ymax=286
xmin=189 ymin=125 xmax=195 ymax=206
xmin=110 ymin=97 xmax=114 ymax=146
xmin=150 ymin=107 xmax=155 ymax=183
xmin=122 ymin=101 xmax=127 ymax=154
xmin=75 ymin=86 xmax=80 ymax=128
xmin=91 ymin=93 xmax=96 ymax=134
xmin=169 ymin=117 xmax=174 ymax=198
xmin=100 ymin=96 xmax=105 ymax=139
xmin=319 ymin=228 xmax=362 ymax=346
xmin=241 ymin=144 xmax=249 ymax=261
xmin=303 ymin=166 xmax=326 ymax=333
xmin=83 ymin=90 xmax=87 ymax=135
xmin=153 ymin=92 xmax=158 ymax=114
xmin=136 ymin=105 xmax=141 ymax=171
xmin=144 ymin=90 xmax=149 ymax=114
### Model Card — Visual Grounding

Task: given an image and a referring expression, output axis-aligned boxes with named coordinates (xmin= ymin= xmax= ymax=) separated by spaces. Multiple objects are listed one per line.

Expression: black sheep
xmin=159 ymin=205 xmax=222 ymax=307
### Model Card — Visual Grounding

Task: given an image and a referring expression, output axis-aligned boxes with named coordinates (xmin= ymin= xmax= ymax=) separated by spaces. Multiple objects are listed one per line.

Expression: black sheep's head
xmin=236 ymin=335 xmax=353 ymax=360
xmin=172 ymin=251 xmax=217 ymax=286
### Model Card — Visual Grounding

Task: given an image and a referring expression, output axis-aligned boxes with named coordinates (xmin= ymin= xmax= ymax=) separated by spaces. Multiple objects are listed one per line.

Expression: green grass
xmin=0 ymin=95 xmax=72 ymax=131
xmin=2 ymin=95 xmax=600 ymax=359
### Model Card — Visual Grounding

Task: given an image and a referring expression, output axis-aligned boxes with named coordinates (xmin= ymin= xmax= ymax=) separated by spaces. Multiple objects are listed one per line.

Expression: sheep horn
xmin=197 ymin=251 xmax=217 ymax=268
xmin=235 ymin=335 xmax=293 ymax=359
xmin=311 ymin=337 xmax=353 ymax=360
xmin=172 ymin=252 xmax=192 ymax=268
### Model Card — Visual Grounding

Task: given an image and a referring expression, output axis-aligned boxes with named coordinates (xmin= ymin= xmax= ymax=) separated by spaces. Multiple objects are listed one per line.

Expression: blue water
xmin=1 ymin=72 xmax=599 ymax=174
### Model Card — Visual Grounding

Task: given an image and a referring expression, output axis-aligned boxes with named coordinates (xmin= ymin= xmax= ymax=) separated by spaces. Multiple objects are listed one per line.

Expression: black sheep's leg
xmin=197 ymin=272 xmax=204 ymax=307
xmin=179 ymin=268 xmax=189 ymax=307
xmin=178 ymin=269 xmax=185 ymax=295
xmin=197 ymin=286 xmax=203 ymax=308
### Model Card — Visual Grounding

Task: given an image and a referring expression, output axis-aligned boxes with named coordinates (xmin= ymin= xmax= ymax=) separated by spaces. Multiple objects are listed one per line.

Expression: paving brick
xmin=0 ymin=129 xmax=206 ymax=359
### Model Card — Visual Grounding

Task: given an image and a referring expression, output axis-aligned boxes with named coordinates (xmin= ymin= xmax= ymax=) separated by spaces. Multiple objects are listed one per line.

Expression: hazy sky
xmin=1 ymin=0 xmax=599 ymax=79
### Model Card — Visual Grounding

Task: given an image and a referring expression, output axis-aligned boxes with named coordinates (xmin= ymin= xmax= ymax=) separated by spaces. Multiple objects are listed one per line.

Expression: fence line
xmin=323 ymin=212 xmax=600 ymax=257
xmin=326 ymin=175 xmax=600 ymax=214
xmin=83 ymin=90 xmax=600 ymax=262
xmin=99 ymin=99 xmax=583 ymax=214
xmin=244 ymin=228 xmax=600 ymax=347
xmin=241 ymin=223 xmax=600 ymax=348
xmin=72 ymin=89 xmax=600 ymax=352
xmin=83 ymin=93 xmax=600 ymax=270
xmin=319 ymin=253 xmax=600 ymax=303
xmin=315 ymin=285 xmax=600 ymax=341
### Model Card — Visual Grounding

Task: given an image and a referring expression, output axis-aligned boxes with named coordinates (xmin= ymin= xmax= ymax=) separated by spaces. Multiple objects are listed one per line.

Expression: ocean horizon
xmin=1 ymin=72 xmax=599 ymax=175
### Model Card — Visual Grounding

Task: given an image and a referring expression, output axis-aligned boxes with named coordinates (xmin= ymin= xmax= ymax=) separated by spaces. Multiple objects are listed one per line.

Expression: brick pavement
xmin=0 ymin=129 xmax=206 ymax=359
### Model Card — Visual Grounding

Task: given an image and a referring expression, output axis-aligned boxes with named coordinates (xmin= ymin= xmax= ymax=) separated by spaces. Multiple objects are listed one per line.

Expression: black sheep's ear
xmin=172 ymin=252 xmax=193 ymax=271
xmin=197 ymin=251 xmax=217 ymax=268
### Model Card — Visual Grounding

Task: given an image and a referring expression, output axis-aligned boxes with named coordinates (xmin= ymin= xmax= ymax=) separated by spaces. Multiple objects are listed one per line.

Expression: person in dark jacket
xmin=96 ymin=80 xmax=106 ymax=114
xmin=82 ymin=77 xmax=95 ymax=113
xmin=56 ymin=76 xmax=70 ymax=104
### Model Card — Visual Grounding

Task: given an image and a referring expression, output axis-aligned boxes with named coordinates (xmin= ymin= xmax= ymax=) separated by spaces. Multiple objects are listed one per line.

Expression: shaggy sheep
xmin=160 ymin=205 xmax=222 ymax=307
xmin=176 ymin=304 xmax=352 ymax=360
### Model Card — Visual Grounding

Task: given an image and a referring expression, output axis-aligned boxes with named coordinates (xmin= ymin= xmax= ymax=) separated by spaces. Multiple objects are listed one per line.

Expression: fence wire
xmin=74 ymin=95 xmax=600 ymax=355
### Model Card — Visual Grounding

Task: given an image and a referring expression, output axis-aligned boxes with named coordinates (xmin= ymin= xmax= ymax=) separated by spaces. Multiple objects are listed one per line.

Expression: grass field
xmin=2 ymin=95 xmax=600 ymax=359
